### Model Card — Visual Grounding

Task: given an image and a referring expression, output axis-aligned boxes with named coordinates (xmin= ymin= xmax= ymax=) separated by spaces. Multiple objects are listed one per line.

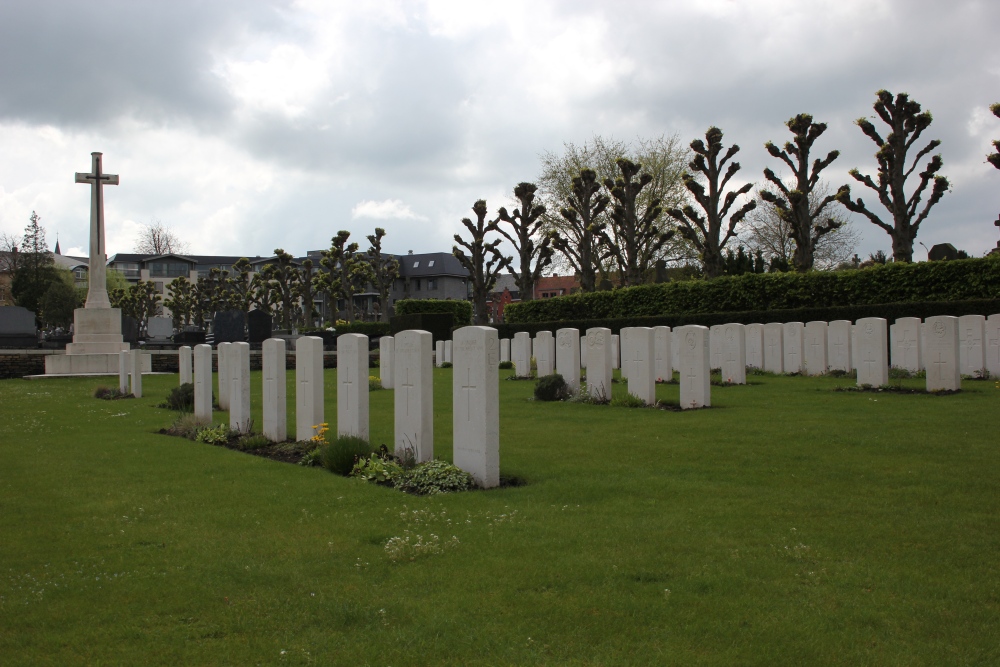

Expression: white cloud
xmin=351 ymin=199 xmax=427 ymax=221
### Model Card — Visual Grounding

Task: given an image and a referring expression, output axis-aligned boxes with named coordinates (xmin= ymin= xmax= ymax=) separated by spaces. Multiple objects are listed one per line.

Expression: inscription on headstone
xmin=585 ymin=327 xmax=612 ymax=400
xmin=556 ymin=328 xmax=581 ymax=394
xmin=804 ymin=321 xmax=828 ymax=376
xmin=677 ymin=325 xmax=710 ymax=409
xmin=856 ymin=317 xmax=888 ymax=386
xmin=745 ymin=323 xmax=764 ymax=370
xmin=452 ymin=326 xmax=500 ymax=488
xmin=828 ymin=320 xmax=852 ymax=372
xmin=394 ymin=330 xmax=433 ymax=462
xmin=626 ymin=327 xmax=656 ymax=404
xmin=958 ymin=314 xmax=986 ymax=376
xmin=763 ymin=323 xmax=784 ymax=374
xmin=338 ymin=334 xmax=369 ymax=439
xmin=924 ymin=316 xmax=960 ymax=391
xmin=296 ymin=336 xmax=324 ymax=441
xmin=721 ymin=323 xmax=746 ymax=384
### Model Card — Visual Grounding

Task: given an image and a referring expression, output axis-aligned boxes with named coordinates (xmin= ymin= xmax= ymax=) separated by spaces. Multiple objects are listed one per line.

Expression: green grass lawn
xmin=1 ymin=368 xmax=998 ymax=665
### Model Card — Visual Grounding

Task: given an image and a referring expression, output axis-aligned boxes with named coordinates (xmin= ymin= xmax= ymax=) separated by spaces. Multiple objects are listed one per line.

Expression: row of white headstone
xmin=177 ymin=327 xmax=501 ymax=488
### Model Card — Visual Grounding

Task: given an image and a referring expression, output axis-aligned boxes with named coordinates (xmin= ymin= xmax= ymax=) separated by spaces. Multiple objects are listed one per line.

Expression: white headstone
xmin=119 ymin=350 xmax=129 ymax=394
xmin=585 ymin=327 xmax=613 ymax=400
xmin=194 ymin=344 xmax=212 ymax=421
xmin=856 ymin=317 xmax=888 ymax=386
xmin=709 ymin=325 xmax=723 ymax=370
xmin=677 ymin=325 xmax=710 ymax=409
xmin=217 ymin=342 xmax=231 ymax=411
xmin=763 ymin=323 xmax=784 ymax=374
xmin=452 ymin=326 xmax=500 ymax=488
xmin=828 ymin=320 xmax=852 ymax=372
xmin=295 ymin=336 xmax=324 ymax=441
xmin=626 ymin=327 xmax=656 ymax=404
xmin=745 ymin=323 xmax=764 ymax=369
xmin=670 ymin=332 xmax=680 ymax=372
xmin=958 ymin=314 xmax=986 ymax=376
xmin=720 ymin=323 xmax=746 ymax=384
xmin=851 ymin=324 xmax=859 ymax=371
xmin=130 ymin=348 xmax=143 ymax=398
xmin=924 ymin=316 xmax=961 ymax=391
xmin=379 ymin=335 xmax=394 ymax=389
xmin=435 ymin=340 xmax=445 ymax=368
xmin=500 ymin=338 xmax=510 ymax=363
xmin=803 ymin=321 xmax=828 ymax=376
xmin=394 ymin=329 xmax=434 ymax=462
xmin=985 ymin=314 xmax=1000 ymax=378
xmin=535 ymin=331 xmax=555 ymax=376
xmin=654 ymin=326 xmax=672 ymax=383
xmin=337 ymin=334 xmax=369 ymax=439
xmin=782 ymin=322 xmax=805 ymax=374
xmin=556 ymin=328 xmax=581 ymax=394
xmin=444 ymin=339 xmax=453 ymax=364
xmin=619 ymin=327 xmax=634 ymax=379
xmin=512 ymin=331 xmax=531 ymax=378
xmin=611 ymin=334 xmax=620 ymax=370
xmin=891 ymin=317 xmax=921 ymax=372
xmin=179 ymin=345 xmax=192 ymax=385
xmin=262 ymin=338 xmax=287 ymax=442
xmin=580 ymin=339 xmax=587 ymax=369
xmin=229 ymin=342 xmax=251 ymax=433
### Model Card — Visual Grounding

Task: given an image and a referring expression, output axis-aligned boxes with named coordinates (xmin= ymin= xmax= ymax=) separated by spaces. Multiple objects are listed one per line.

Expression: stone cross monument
xmin=76 ymin=152 xmax=119 ymax=309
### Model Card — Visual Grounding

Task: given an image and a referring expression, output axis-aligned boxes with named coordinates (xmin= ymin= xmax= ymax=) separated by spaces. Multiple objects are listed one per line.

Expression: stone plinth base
xmin=66 ymin=307 xmax=128 ymax=355
xmin=45 ymin=352 xmax=151 ymax=375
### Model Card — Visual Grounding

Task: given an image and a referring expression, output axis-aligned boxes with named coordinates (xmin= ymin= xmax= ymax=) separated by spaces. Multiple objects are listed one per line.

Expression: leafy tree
xmin=990 ymin=103 xmax=1000 ymax=171
xmin=366 ymin=227 xmax=399 ymax=322
xmin=317 ymin=231 xmax=371 ymax=323
xmin=496 ymin=182 xmax=554 ymax=301
xmin=192 ymin=267 xmax=228 ymax=328
xmin=666 ymin=127 xmax=756 ymax=279
xmin=221 ymin=258 xmax=254 ymax=315
xmin=600 ymin=159 xmax=674 ymax=286
xmin=721 ymin=246 xmax=765 ymax=276
xmin=40 ymin=269 xmax=81 ymax=328
xmin=110 ymin=280 xmax=161 ymax=335
xmin=260 ymin=249 xmax=300 ymax=330
xmin=837 ymin=90 xmax=949 ymax=262
xmin=453 ymin=199 xmax=512 ymax=325
xmin=133 ymin=219 xmax=188 ymax=255
xmin=12 ymin=211 xmax=56 ymax=314
xmin=761 ymin=114 xmax=843 ymax=272
xmin=296 ymin=258 xmax=318 ymax=327
xmin=550 ymin=169 xmax=611 ymax=292
xmin=163 ymin=276 xmax=195 ymax=327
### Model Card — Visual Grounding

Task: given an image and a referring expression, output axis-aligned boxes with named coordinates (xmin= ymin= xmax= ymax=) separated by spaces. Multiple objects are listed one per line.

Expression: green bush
xmin=498 ymin=360 xmax=513 ymax=369
xmin=611 ymin=393 xmax=649 ymax=408
xmin=163 ymin=383 xmax=194 ymax=412
xmin=329 ymin=321 xmax=391 ymax=337
xmin=196 ymin=423 xmax=234 ymax=445
xmin=165 ymin=413 xmax=210 ymax=439
xmin=534 ymin=374 xmax=570 ymax=401
xmin=394 ymin=298 xmax=473 ymax=326
xmin=320 ymin=435 xmax=376 ymax=476
xmin=394 ymin=459 xmax=475 ymax=495
xmin=238 ymin=433 xmax=271 ymax=450
xmin=503 ymin=256 xmax=1000 ymax=324
xmin=390 ymin=312 xmax=455 ymax=343
xmin=351 ymin=455 xmax=404 ymax=483
xmin=93 ymin=386 xmax=130 ymax=400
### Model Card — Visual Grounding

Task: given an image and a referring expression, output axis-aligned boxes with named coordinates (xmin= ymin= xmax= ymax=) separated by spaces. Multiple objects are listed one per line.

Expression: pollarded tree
xmin=163 ymin=276 xmax=195 ymax=327
xmin=497 ymin=182 xmax=554 ymax=301
xmin=666 ymin=127 xmax=756 ymax=279
xmin=837 ymin=90 xmax=949 ymax=262
xmin=296 ymin=258 xmax=318 ymax=327
xmin=260 ymin=249 xmax=300 ymax=330
xmin=551 ymin=169 xmax=611 ymax=293
xmin=318 ymin=231 xmax=371 ymax=322
xmin=600 ymin=158 xmax=674 ymax=286
xmin=366 ymin=227 xmax=400 ymax=322
xmin=221 ymin=258 xmax=254 ymax=315
xmin=192 ymin=267 xmax=227 ymax=328
xmin=761 ymin=113 xmax=842 ymax=272
xmin=453 ymin=199 xmax=512 ymax=325
xmin=989 ymin=103 xmax=1000 ymax=171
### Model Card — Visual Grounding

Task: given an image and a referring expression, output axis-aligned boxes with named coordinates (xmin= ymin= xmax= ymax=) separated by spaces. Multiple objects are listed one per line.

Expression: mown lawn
xmin=0 ymin=368 xmax=997 ymax=665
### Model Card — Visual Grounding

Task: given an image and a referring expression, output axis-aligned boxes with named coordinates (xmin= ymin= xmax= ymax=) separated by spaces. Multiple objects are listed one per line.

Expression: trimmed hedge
xmin=390 ymin=313 xmax=454 ymax=343
xmin=504 ymin=257 xmax=1000 ymax=323
xmin=493 ymin=298 xmax=1000 ymax=338
xmin=330 ymin=321 xmax=391 ymax=337
xmin=395 ymin=298 xmax=473 ymax=326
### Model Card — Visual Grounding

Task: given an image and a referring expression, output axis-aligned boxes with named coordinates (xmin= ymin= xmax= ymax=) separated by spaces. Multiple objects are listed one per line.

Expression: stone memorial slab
xmin=654 ymin=326 xmax=672 ymax=383
xmin=130 ymin=348 xmax=143 ymax=398
xmin=500 ymin=338 xmax=510 ymax=363
xmin=247 ymin=309 xmax=272 ymax=344
xmin=709 ymin=325 xmax=723 ymax=370
xmin=856 ymin=317 xmax=888 ymax=386
xmin=295 ymin=336 xmax=324 ymax=441
xmin=452 ymin=326 xmax=500 ymax=488
xmin=394 ymin=329 xmax=434 ymax=462
xmin=380 ymin=335 xmax=395 ymax=389
xmin=763 ymin=323 xmax=784 ymax=374
xmin=986 ymin=314 xmax=1000 ymax=377
xmin=262 ymin=338 xmax=287 ymax=442
xmin=556 ymin=328 xmax=581 ymax=393
xmin=924 ymin=316 xmax=960 ymax=391
xmin=217 ymin=342 xmax=231 ymax=411
xmin=891 ymin=317 xmax=921 ymax=372
xmin=580 ymin=341 xmax=586 ymax=369
xmin=804 ymin=321 xmax=828 ymax=376
xmin=146 ymin=316 xmax=173 ymax=342
xmin=0 ymin=306 xmax=37 ymax=347
xmin=512 ymin=332 xmax=531 ymax=378
xmin=828 ymin=320 xmax=852 ymax=372
xmin=671 ymin=334 xmax=679 ymax=373
xmin=585 ymin=327 xmax=612 ymax=400
xmin=121 ymin=315 xmax=139 ymax=346
xmin=611 ymin=334 xmax=620 ymax=370
xmin=229 ymin=342 xmax=251 ymax=433
xmin=119 ymin=350 xmax=129 ymax=394
xmin=782 ymin=322 xmax=805 ymax=374
xmin=619 ymin=328 xmax=634 ymax=379
xmin=677 ymin=325 xmax=710 ymax=409
xmin=444 ymin=339 xmax=453 ymax=364
xmin=213 ymin=309 xmax=246 ymax=344
xmin=194 ymin=344 xmax=213 ymax=421
xmin=851 ymin=324 xmax=859 ymax=370
xmin=337 ymin=334 xmax=369 ymax=439
xmin=435 ymin=340 xmax=445 ymax=368
xmin=535 ymin=331 xmax=555 ymax=377
xmin=745 ymin=323 xmax=764 ymax=369
xmin=958 ymin=314 xmax=986 ymax=376
xmin=179 ymin=345 xmax=192 ymax=385
xmin=721 ymin=323 xmax=746 ymax=384
xmin=626 ymin=327 xmax=656 ymax=404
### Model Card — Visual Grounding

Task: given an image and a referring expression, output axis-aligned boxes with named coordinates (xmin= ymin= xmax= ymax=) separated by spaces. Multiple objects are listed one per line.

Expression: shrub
xmin=166 ymin=413 xmax=209 ymax=439
xmin=610 ymin=392 xmax=648 ymax=408
xmin=351 ymin=455 xmax=403 ymax=484
xmin=498 ymin=360 xmax=513 ymax=370
xmin=369 ymin=375 xmax=383 ymax=390
xmin=328 ymin=321 xmax=391 ymax=337
xmin=238 ymin=433 xmax=271 ymax=450
xmin=394 ymin=459 xmax=475 ymax=495
xmin=441 ymin=362 xmax=452 ymax=368
xmin=394 ymin=298 xmax=473 ymax=326
xmin=534 ymin=374 xmax=570 ymax=401
xmin=195 ymin=423 xmax=234 ymax=445
xmin=94 ymin=386 xmax=129 ymax=400
xmin=299 ymin=448 xmax=322 ymax=467
xmin=162 ymin=383 xmax=194 ymax=412
xmin=319 ymin=434 xmax=376 ymax=476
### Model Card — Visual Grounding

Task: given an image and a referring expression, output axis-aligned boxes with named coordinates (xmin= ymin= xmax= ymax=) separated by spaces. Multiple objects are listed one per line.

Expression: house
xmin=486 ymin=274 xmax=520 ymax=323
xmin=534 ymin=274 xmax=580 ymax=299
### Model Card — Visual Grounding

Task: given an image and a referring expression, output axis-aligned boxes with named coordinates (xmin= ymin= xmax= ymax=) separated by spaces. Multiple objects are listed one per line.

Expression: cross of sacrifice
xmin=75 ymin=152 xmax=119 ymax=309
xmin=460 ymin=367 xmax=476 ymax=421
xmin=400 ymin=366 xmax=415 ymax=416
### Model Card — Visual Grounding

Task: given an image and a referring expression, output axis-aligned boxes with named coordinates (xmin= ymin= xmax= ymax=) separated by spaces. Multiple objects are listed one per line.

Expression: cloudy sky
xmin=1 ymin=0 xmax=997 ymax=264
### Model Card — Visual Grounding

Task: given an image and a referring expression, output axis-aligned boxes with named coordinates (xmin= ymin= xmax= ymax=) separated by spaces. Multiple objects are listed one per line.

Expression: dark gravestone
xmin=247 ymin=309 xmax=272 ymax=344
xmin=928 ymin=243 xmax=959 ymax=261
xmin=121 ymin=315 xmax=139 ymax=345
xmin=0 ymin=306 xmax=38 ymax=348
xmin=214 ymin=310 xmax=246 ymax=345
xmin=174 ymin=327 xmax=206 ymax=345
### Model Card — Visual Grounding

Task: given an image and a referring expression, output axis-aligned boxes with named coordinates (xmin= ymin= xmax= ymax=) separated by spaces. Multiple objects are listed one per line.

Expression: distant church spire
xmin=54 ymin=233 xmax=61 ymax=255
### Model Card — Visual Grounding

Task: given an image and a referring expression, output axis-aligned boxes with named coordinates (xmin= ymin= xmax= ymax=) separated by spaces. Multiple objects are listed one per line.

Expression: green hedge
xmin=331 ymin=321 xmax=391 ymax=337
xmin=394 ymin=298 xmax=472 ymax=326
xmin=492 ymin=298 xmax=1000 ymax=338
xmin=504 ymin=257 xmax=1000 ymax=323
xmin=390 ymin=313 xmax=454 ymax=343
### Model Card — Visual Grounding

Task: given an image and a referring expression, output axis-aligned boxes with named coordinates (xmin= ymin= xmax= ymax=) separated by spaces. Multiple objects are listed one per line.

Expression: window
xmin=428 ymin=278 xmax=437 ymax=290
xmin=428 ymin=260 xmax=435 ymax=267
xmin=413 ymin=261 xmax=420 ymax=268
xmin=414 ymin=278 xmax=421 ymax=290
xmin=117 ymin=262 xmax=140 ymax=278
xmin=150 ymin=261 xmax=189 ymax=277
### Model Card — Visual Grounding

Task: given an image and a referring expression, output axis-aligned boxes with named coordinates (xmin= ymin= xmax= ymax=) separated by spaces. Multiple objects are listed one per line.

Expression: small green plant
xmin=160 ymin=383 xmax=194 ymax=411
xmin=369 ymin=375 xmax=383 ymax=390
xmin=610 ymin=392 xmax=648 ymax=408
xmin=237 ymin=433 xmax=271 ymax=450
xmin=572 ymin=383 xmax=610 ymax=405
xmin=351 ymin=454 xmax=403 ymax=484
xmin=384 ymin=531 xmax=460 ymax=562
xmin=534 ymin=374 xmax=570 ymax=401
xmin=165 ymin=413 xmax=210 ymax=439
xmin=498 ymin=360 xmax=514 ymax=370
xmin=299 ymin=448 xmax=322 ymax=467
xmin=196 ymin=423 xmax=234 ymax=445
xmin=394 ymin=459 xmax=476 ymax=495
xmin=93 ymin=386 xmax=130 ymax=400
xmin=441 ymin=362 xmax=453 ymax=368
xmin=319 ymin=432 xmax=376 ymax=476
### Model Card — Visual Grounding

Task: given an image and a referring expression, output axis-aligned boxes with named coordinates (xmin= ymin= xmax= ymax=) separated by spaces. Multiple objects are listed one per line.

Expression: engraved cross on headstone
xmin=342 ymin=361 xmax=354 ymax=410
xmin=930 ymin=351 xmax=947 ymax=382
xmin=400 ymin=366 xmax=414 ymax=416
xmin=461 ymin=367 xmax=476 ymax=421
xmin=75 ymin=152 xmax=119 ymax=309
